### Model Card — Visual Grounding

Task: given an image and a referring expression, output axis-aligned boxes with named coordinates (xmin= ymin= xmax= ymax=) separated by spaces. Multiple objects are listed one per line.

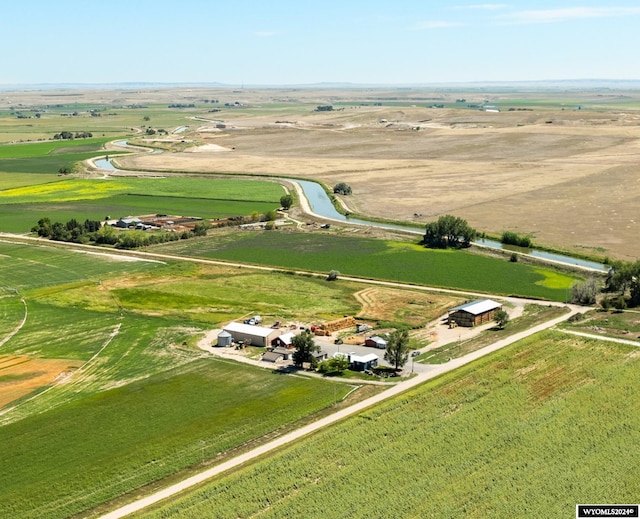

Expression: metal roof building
xmin=223 ymin=322 xmax=280 ymax=347
xmin=448 ymin=299 xmax=502 ymax=327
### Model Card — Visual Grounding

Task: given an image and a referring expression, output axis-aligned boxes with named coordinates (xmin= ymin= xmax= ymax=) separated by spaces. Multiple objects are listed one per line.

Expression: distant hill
xmin=1 ymin=79 xmax=640 ymax=91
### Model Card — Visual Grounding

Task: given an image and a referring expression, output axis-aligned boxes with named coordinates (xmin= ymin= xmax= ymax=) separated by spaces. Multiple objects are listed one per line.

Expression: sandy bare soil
xmin=0 ymin=356 xmax=81 ymax=408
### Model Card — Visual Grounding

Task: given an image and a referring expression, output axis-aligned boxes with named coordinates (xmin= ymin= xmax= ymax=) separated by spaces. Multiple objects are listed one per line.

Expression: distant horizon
xmin=3 ymin=78 xmax=640 ymax=92
xmin=4 ymin=1 xmax=640 ymax=86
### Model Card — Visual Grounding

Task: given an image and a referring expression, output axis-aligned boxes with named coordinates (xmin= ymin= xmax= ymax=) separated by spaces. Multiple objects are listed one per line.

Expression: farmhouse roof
xmin=272 ymin=346 xmax=290 ymax=355
xmin=224 ymin=322 xmax=277 ymax=338
xmin=369 ymin=336 xmax=387 ymax=345
xmin=262 ymin=351 xmax=284 ymax=362
xmin=276 ymin=332 xmax=295 ymax=344
xmin=450 ymin=299 xmax=502 ymax=316
xmin=350 ymin=353 xmax=379 ymax=363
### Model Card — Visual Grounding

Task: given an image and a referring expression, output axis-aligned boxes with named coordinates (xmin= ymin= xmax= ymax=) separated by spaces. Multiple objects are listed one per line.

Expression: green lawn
xmin=137 ymin=331 xmax=640 ymax=519
xmin=151 ymin=231 xmax=578 ymax=301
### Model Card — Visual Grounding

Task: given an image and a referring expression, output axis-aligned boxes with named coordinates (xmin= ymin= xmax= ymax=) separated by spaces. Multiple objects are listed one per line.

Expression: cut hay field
xmin=138 ymin=331 xmax=640 ymax=519
xmin=151 ymin=231 xmax=578 ymax=302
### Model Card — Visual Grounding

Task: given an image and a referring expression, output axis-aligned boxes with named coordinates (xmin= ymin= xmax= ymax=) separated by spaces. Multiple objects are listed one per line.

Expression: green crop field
xmin=152 ymin=231 xmax=578 ymax=301
xmin=0 ymin=359 xmax=351 ymax=519
xmin=0 ymin=177 xmax=285 ymax=232
xmin=0 ymin=137 xmax=117 ymax=159
xmin=0 ymin=238 xmax=366 ymax=518
xmin=138 ymin=331 xmax=640 ymax=519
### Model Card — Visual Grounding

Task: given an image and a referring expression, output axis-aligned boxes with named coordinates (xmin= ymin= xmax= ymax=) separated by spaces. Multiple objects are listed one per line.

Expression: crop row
xmin=138 ymin=331 xmax=640 ymax=519
xmin=0 ymin=359 xmax=350 ymax=519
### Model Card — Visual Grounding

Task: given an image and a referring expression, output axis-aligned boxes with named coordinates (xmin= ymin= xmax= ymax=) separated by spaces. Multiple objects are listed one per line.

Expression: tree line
xmin=53 ymin=131 xmax=93 ymax=140
xmin=31 ymin=217 xmax=212 ymax=249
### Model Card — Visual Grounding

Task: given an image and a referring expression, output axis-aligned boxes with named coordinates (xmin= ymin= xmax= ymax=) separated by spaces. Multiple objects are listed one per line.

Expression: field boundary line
xmin=557 ymin=328 xmax=640 ymax=347
xmin=0 ymin=298 xmax=27 ymax=349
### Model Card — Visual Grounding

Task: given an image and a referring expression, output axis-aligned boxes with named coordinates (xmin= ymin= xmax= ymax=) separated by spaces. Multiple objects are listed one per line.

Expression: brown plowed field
xmin=0 ymin=356 xmax=81 ymax=408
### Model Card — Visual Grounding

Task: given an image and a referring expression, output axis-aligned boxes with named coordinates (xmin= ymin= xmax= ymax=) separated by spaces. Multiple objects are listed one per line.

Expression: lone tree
xmin=605 ymin=260 xmax=640 ymax=307
xmin=423 ymin=215 xmax=476 ymax=248
xmin=333 ymin=182 xmax=352 ymax=195
xmin=292 ymin=331 xmax=320 ymax=368
xmin=384 ymin=330 xmax=410 ymax=370
xmin=494 ymin=309 xmax=510 ymax=329
xmin=280 ymin=194 xmax=293 ymax=210
xmin=327 ymin=270 xmax=340 ymax=281
xmin=570 ymin=278 xmax=598 ymax=305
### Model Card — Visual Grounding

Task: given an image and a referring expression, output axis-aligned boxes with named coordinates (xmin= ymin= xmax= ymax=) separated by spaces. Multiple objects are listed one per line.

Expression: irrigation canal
xmin=94 ymin=142 xmax=607 ymax=273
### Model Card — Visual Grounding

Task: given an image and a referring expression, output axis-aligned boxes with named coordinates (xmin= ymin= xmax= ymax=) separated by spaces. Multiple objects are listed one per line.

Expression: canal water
xmin=97 ymin=146 xmax=607 ymax=272
xmin=295 ymin=180 xmax=607 ymax=272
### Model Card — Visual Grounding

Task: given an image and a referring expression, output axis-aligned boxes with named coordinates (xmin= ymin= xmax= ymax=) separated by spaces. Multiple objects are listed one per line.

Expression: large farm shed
xmin=222 ymin=322 xmax=280 ymax=347
xmin=448 ymin=300 xmax=502 ymax=327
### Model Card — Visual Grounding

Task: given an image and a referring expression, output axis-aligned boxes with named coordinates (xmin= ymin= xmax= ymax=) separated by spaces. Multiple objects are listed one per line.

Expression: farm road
xmin=0 ymin=297 xmax=26 ymax=349
xmin=98 ymin=305 xmax=583 ymax=519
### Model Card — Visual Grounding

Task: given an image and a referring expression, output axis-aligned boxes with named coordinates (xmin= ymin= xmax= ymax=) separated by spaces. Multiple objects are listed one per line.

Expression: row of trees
xmin=423 ymin=215 xmax=476 ymax=248
xmin=53 ymin=131 xmax=93 ymax=140
xmin=31 ymin=217 xmax=212 ymax=249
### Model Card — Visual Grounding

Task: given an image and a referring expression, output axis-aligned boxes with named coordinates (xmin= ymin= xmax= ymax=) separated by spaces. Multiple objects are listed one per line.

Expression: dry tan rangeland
xmin=116 ymin=104 xmax=640 ymax=260
xmin=3 ymin=86 xmax=637 ymax=259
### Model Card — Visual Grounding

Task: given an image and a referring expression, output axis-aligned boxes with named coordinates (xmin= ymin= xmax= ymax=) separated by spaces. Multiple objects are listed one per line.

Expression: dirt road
xmin=98 ymin=305 xmax=581 ymax=519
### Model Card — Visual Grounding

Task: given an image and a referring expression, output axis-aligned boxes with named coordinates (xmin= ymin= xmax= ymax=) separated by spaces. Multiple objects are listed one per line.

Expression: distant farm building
xmin=222 ymin=322 xmax=279 ymax=347
xmin=115 ymin=217 xmax=142 ymax=228
xmin=216 ymin=330 xmax=232 ymax=347
xmin=448 ymin=300 xmax=502 ymax=327
xmin=365 ymin=336 xmax=387 ymax=349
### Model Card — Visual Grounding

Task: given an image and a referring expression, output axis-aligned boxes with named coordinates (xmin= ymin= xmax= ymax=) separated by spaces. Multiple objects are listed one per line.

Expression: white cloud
xmin=254 ymin=31 xmax=278 ymax=37
xmin=414 ymin=20 xmax=466 ymax=30
xmin=498 ymin=7 xmax=640 ymax=24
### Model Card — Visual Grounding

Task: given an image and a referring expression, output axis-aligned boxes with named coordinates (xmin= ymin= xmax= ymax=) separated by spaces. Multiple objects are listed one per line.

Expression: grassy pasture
xmin=0 ymin=240 xmax=161 ymax=291
xmin=0 ymin=359 xmax=350 ymax=519
xmin=560 ymin=309 xmax=640 ymax=343
xmin=0 ymin=240 xmax=363 ymax=420
xmin=152 ymin=231 xmax=577 ymax=301
xmin=138 ymin=331 xmax=640 ymax=519
xmin=0 ymin=137 xmax=116 ymax=159
xmin=0 ymin=177 xmax=284 ymax=232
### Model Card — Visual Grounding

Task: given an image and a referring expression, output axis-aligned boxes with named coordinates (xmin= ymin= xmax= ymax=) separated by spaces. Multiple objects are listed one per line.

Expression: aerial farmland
xmin=0 ymin=82 xmax=639 ymax=519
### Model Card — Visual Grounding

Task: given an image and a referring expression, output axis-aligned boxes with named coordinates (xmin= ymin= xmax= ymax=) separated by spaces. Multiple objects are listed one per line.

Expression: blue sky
xmin=3 ymin=1 xmax=640 ymax=85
